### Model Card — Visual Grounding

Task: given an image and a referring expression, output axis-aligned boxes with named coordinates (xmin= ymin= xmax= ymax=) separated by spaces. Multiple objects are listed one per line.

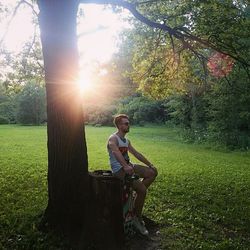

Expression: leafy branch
xmin=81 ymin=0 xmax=249 ymax=68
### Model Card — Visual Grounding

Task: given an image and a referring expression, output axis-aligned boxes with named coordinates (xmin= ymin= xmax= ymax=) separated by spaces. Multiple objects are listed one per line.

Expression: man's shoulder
xmin=108 ymin=133 xmax=118 ymax=141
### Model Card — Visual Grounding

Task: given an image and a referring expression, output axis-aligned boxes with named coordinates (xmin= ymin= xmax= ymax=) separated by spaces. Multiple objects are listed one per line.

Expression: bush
xmin=0 ymin=94 xmax=16 ymax=123
xmin=206 ymin=67 xmax=250 ymax=150
xmin=16 ymin=82 xmax=46 ymax=125
xmin=0 ymin=116 xmax=10 ymax=124
xmin=117 ymin=95 xmax=167 ymax=124
xmin=85 ymin=104 xmax=116 ymax=126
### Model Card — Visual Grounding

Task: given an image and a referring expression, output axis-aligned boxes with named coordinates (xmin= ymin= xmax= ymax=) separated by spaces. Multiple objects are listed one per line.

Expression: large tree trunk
xmin=38 ymin=0 xmax=89 ymax=245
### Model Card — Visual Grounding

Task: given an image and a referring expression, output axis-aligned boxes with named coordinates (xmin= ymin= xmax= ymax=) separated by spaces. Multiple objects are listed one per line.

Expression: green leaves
xmin=16 ymin=81 xmax=46 ymax=125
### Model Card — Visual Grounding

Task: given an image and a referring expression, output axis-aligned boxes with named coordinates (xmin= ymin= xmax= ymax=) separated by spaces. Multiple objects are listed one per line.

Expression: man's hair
xmin=113 ymin=114 xmax=129 ymax=128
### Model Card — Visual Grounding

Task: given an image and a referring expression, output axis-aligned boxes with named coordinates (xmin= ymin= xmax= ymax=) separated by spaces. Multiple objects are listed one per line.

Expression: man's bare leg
xmin=132 ymin=180 xmax=147 ymax=217
xmin=134 ymin=164 xmax=157 ymax=188
xmin=132 ymin=165 xmax=157 ymax=217
xmin=114 ymin=165 xmax=157 ymax=217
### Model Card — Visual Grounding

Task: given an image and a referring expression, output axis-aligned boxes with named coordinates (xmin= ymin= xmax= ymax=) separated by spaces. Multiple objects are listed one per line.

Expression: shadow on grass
xmin=124 ymin=216 xmax=162 ymax=250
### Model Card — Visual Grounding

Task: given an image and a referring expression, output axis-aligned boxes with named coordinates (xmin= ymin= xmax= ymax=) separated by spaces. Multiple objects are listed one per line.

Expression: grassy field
xmin=0 ymin=124 xmax=250 ymax=249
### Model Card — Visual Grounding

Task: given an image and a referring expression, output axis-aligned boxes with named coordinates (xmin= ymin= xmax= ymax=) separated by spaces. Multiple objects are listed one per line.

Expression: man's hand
xmin=123 ymin=165 xmax=134 ymax=175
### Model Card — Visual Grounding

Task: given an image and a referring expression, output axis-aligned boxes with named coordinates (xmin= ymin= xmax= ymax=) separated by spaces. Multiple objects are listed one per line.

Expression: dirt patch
xmin=124 ymin=217 xmax=162 ymax=250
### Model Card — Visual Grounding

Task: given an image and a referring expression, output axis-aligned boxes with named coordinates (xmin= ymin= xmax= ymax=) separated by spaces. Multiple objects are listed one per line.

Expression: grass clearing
xmin=0 ymin=125 xmax=250 ymax=249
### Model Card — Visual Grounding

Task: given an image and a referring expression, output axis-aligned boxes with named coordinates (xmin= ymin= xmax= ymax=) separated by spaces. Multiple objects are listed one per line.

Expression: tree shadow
xmin=124 ymin=216 xmax=162 ymax=250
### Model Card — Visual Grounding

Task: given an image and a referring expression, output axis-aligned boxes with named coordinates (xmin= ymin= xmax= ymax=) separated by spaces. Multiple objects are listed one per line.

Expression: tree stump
xmin=88 ymin=170 xmax=124 ymax=250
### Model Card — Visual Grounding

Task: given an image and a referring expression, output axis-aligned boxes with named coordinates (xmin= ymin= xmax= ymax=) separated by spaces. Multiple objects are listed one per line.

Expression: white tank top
xmin=107 ymin=134 xmax=130 ymax=173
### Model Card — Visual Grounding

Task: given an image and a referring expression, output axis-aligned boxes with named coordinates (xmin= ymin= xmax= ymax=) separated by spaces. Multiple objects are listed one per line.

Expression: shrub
xmin=16 ymin=82 xmax=46 ymax=125
xmin=0 ymin=95 xmax=16 ymax=123
xmin=85 ymin=104 xmax=116 ymax=126
xmin=0 ymin=116 xmax=10 ymax=124
xmin=117 ymin=95 xmax=167 ymax=124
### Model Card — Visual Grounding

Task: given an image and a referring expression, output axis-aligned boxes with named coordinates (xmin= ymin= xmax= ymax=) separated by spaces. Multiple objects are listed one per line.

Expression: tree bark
xmin=88 ymin=171 xmax=124 ymax=250
xmin=38 ymin=0 xmax=89 ymax=245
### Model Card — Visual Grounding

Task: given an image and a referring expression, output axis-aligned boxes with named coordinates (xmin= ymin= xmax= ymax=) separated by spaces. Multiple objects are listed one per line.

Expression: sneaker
xmin=133 ymin=217 xmax=149 ymax=236
xmin=139 ymin=217 xmax=145 ymax=226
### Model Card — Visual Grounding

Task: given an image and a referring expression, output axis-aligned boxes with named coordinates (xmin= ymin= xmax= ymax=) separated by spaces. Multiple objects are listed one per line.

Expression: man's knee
xmin=152 ymin=167 xmax=158 ymax=178
xmin=147 ymin=167 xmax=158 ymax=179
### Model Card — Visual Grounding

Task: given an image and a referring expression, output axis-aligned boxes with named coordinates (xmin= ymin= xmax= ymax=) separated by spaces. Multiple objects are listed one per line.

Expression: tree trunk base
xmin=38 ymin=171 xmax=125 ymax=249
xmin=85 ymin=170 xmax=124 ymax=250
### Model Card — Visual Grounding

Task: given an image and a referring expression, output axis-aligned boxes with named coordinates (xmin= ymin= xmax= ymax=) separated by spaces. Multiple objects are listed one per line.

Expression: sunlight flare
xmin=77 ymin=70 xmax=93 ymax=94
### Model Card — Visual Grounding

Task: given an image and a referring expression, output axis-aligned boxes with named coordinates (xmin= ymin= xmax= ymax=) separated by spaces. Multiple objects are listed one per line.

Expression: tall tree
xmin=38 ymin=0 xmax=89 ymax=246
xmin=16 ymin=81 xmax=46 ymax=125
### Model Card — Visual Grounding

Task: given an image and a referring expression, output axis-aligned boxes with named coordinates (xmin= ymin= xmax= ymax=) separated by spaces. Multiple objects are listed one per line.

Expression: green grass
xmin=1 ymin=124 xmax=250 ymax=249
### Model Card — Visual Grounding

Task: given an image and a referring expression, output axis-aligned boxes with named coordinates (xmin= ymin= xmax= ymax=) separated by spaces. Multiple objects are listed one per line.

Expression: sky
xmin=0 ymin=1 xmax=132 ymax=92
xmin=78 ymin=4 xmax=130 ymax=64
xmin=1 ymin=2 xmax=130 ymax=59
xmin=0 ymin=1 xmax=36 ymax=52
xmin=76 ymin=4 xmax=130 ymax=91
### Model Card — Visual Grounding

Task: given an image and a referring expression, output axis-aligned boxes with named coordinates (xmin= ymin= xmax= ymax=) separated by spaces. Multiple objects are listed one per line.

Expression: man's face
xmin=119 ymin=118 xmax=130 ymax=133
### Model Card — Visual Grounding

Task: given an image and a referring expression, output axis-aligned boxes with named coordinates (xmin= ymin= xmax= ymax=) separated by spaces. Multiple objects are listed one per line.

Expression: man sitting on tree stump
xmin=107 ymin=114 xmax=158 ymax=236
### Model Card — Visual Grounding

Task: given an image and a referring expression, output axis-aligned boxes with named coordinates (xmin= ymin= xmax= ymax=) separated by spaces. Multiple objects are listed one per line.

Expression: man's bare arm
xmin=128 ymin=141 xmax=153 ymax=167
xmin=108 ymin=136 xmax=134 ymax=174
xmin=128 ymin=142 xmax=158 ymax=175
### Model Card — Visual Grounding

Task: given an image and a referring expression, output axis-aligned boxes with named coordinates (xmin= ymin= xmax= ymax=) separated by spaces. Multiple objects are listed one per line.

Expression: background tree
xmin=1 ymin=40 xmax=44 ymax=94
xmin=116 ymin=93 xmax=167 ymax=124
xmin=16 ymin=81 xmax=46 ymax=125
xmin=0 ymin=82 xmax=16 ymax=124
xmin=206 ymin=65 xmax=250 ymax=149
xmin=111 ymin=0 xmax=250 ymax=148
